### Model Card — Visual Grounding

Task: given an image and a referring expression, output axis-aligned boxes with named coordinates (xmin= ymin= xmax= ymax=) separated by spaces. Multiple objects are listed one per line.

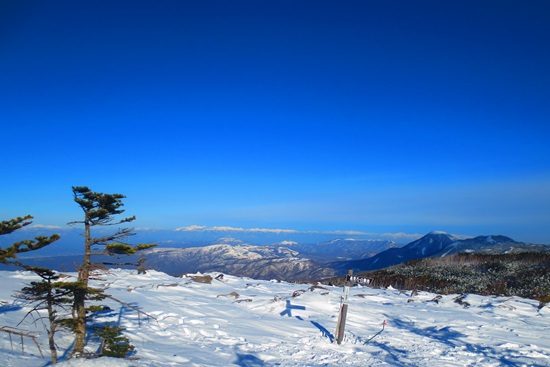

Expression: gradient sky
xmin=1 ymin=1 xmax=549 ymax=244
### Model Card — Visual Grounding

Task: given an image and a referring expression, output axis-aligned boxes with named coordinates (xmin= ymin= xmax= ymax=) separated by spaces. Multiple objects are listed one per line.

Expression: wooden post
xmin=335 ymin=270 xmax=353 ymax=345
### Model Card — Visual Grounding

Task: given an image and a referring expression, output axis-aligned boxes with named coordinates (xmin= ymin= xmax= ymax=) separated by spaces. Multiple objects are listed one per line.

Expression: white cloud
xmin=175 ymin=225 xmax=298 ymax=234
xmin=175 ymin=225 xmax=208 ymax=231
xmin=170 ymin=225 xmax=428 ymax=241
xmin=24 ymin=224 xmax=63 ymax=230
xmin=211 ymin=226 xmax=245 ymax=232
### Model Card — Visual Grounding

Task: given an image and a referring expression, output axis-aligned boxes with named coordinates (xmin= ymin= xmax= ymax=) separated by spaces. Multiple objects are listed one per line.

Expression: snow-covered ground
xmin=1 ymin=269 xmax=549 ymax=366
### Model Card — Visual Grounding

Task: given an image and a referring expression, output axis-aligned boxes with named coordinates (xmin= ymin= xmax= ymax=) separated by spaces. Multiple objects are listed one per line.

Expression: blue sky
xmin=1 ymin=1 xmax=549 ymax=244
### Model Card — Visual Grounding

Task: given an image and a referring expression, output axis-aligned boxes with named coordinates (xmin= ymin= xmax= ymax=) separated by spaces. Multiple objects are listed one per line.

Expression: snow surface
xmin=1 ymin=269 xmax=549 ymax=366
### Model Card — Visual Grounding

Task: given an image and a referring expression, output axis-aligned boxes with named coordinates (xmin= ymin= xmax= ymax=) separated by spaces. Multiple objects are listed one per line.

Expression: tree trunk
xmin=72 ymin=286 xmax=87 ymax=356
xmin=78 ymin=221 xmax=91 ymax=283
xmin=48 ymin=327 xmax=57 ymax=364
xmin=73 ymin=221 xmax=91 ymax=357
xmin=47 ymin=291 xmax=58 ymax=364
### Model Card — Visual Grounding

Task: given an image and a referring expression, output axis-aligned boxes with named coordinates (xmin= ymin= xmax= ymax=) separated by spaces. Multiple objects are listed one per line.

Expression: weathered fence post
xmin=334 ymin=270 xmax=371 ymax=345
xmin=335 ymin=270 xmax=352 ymax=345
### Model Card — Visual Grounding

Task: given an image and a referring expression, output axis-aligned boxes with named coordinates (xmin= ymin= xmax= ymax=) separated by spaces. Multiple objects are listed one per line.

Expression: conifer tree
xmin=68 ymin=186 xmax=156 ymax=357
xmin=1 ymin=215 xmax=60 ymax=362
xmin=0 ymin=215 xmax=60 ymax=264
xmin=15 ymin=267 xmax=74 ymax=364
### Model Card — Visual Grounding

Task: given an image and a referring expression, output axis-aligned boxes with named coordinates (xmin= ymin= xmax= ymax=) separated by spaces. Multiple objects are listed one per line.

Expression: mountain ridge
xmin=330 ymin=231 xmax=550 ymax=274
xmin=11 ymin=230 xmax=549 ymax=281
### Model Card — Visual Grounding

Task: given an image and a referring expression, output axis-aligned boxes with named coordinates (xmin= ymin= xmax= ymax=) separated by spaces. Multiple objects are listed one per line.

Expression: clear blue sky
xmin=1 ymin=1 xmax=549 ymax=243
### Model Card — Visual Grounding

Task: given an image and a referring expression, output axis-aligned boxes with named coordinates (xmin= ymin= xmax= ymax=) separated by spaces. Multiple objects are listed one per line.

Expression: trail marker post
xmin=334 ymin=270 xmax=371 ymax=345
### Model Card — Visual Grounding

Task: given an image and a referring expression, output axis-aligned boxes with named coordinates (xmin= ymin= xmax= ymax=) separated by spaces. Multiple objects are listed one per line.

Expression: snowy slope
xmin=1 ymin=269 xmax=549 ymax=366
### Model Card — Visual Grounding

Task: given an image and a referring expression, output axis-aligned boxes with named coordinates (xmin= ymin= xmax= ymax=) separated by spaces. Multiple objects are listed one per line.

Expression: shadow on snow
xmin=280 ymin=300 xmax=334 ymax=343
xmin=381 ymin=317 xmax=539 ymax=366
xmin=235 ymin=352 xmax=267 ymax=367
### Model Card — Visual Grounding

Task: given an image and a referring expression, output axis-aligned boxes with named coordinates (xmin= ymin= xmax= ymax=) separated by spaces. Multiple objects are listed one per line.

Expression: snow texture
xmin=1 ymin=269 xmax=549 ymax=366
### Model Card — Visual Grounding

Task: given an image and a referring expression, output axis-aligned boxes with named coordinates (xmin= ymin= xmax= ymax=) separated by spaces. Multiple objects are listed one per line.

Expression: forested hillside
xmin=345 ymin=252 xmax=550 ymax=307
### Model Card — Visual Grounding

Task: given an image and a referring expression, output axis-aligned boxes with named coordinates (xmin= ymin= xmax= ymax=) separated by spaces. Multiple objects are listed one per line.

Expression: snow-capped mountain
xmin=12 ymin=229 xmax=549 ymax=282
xmin=329 ymin=231 xmax=455 ymax=273
xmin=14 ymin=236 xmax=398 ymax=281
xmin=329 ymin=231 xmax=550 ymax=274
xmin=432 ymin=234 xmax=549 ymax=256
xmin=403 ymin=230 xmax=458 ymax=256
xmin=139 ymin=239 xmax=399 ymax=281
xmin=141 ymin=244 xmax=336 ymax=281
xmin=11 ymin=226 xmax=408 ymax=257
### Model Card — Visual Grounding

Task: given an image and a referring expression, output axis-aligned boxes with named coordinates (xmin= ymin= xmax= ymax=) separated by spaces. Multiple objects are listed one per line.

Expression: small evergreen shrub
xmin=94 ymin=324 xmax=135 ymax=358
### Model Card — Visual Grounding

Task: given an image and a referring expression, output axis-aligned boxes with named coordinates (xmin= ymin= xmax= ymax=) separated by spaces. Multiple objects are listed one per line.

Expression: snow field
xmin=1 ymin=269 xmax=549 ymax=366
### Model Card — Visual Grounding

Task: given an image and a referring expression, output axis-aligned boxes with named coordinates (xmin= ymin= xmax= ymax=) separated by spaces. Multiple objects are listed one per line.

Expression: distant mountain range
xmin=12 ymin=238 xmax=398 ymax=281
xmin=148 ymin=231 xmax=548 ymax=280
xmin=141 ymin=245 xmax=334 ymax=281
xmin=7 ymin=226 xmax=414 ymax=256
xmin=138 ymin=238 xmax=398 ymax=280
xmin=10 ymin=230 xmax=549 ymax=281
xmin=330 ymin=231 xmax=550 ymax=274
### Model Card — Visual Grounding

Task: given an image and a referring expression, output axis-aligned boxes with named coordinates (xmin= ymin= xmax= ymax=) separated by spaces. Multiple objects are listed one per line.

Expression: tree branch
xmin=90 ymin=228 xmax=135 ymax=246
xmin=0 ymin=215 xmax=33 ymax=236
xmin=0 ymin=326 xmax=44 ymax=358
